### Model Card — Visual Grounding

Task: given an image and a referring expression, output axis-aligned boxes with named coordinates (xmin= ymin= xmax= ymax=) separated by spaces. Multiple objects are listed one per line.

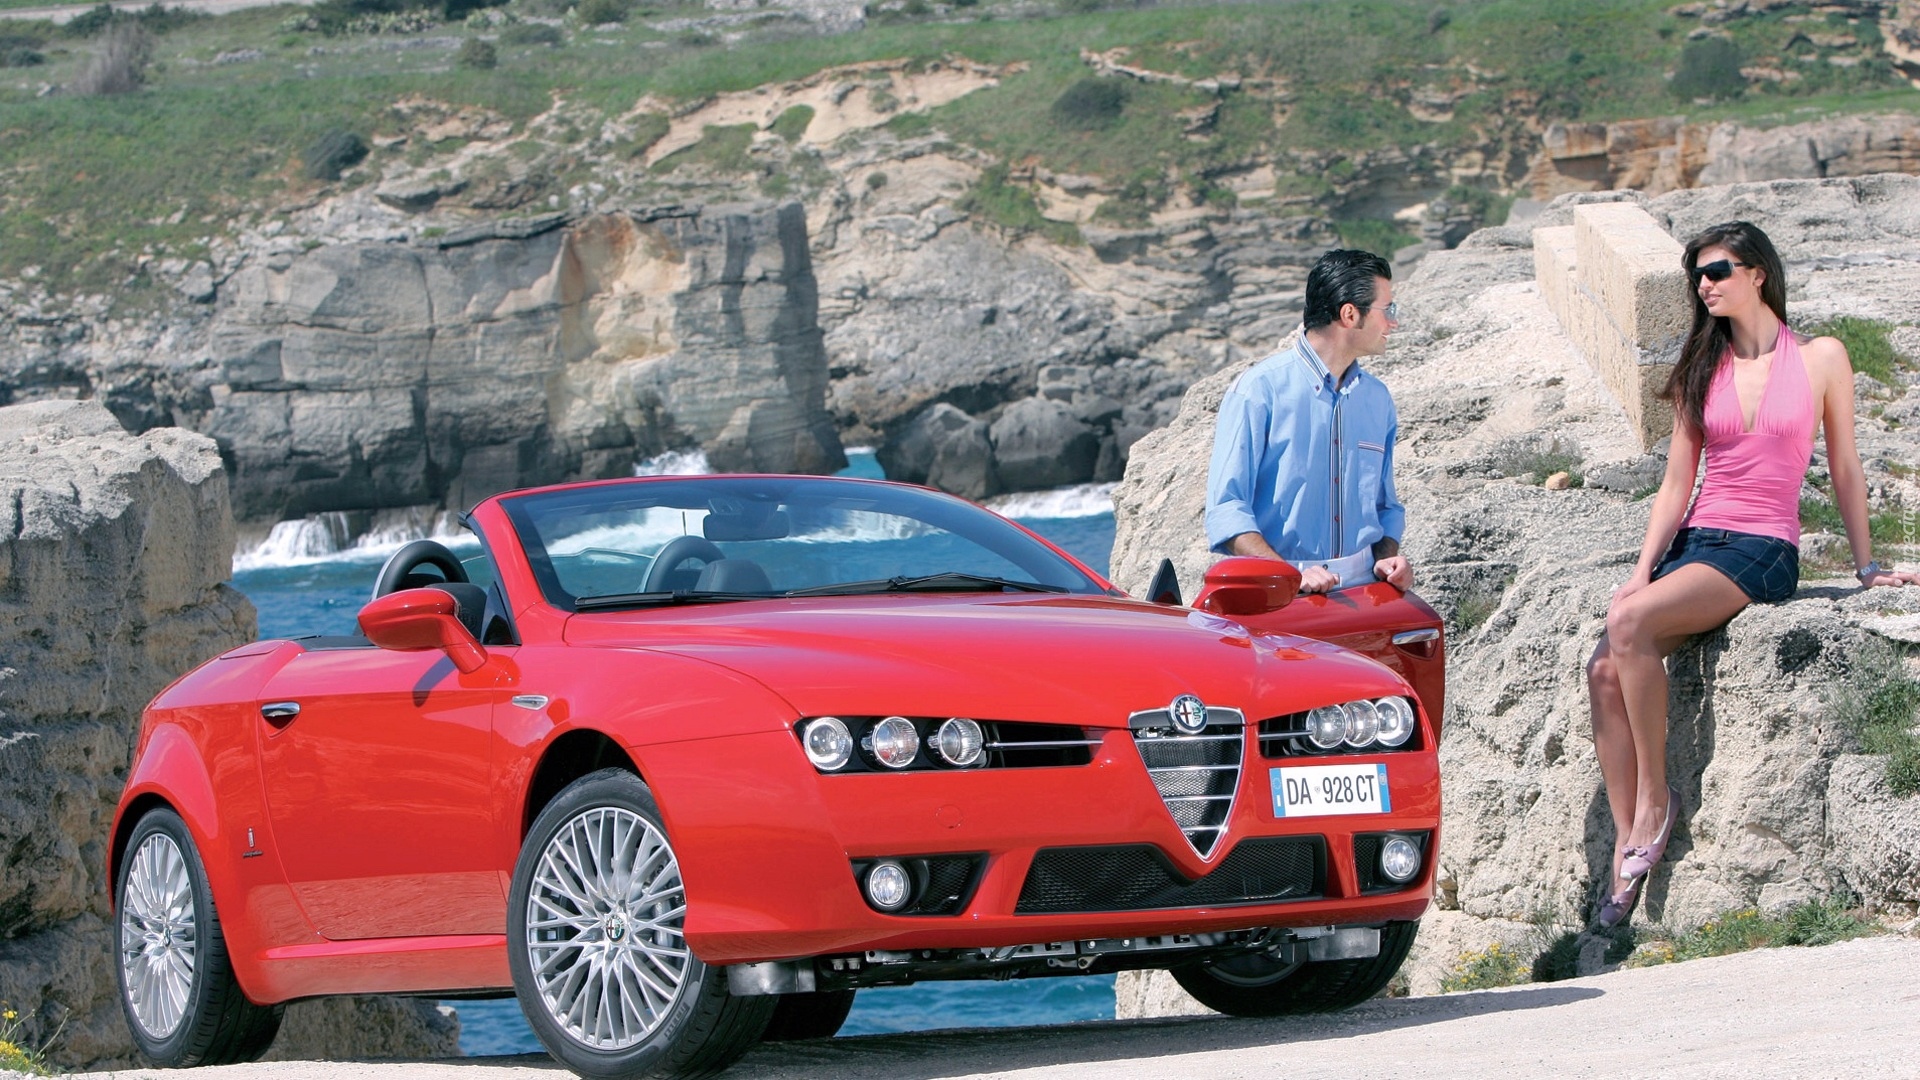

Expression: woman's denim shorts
xmin=1652 ymin=526 xmax=1799 ymax=603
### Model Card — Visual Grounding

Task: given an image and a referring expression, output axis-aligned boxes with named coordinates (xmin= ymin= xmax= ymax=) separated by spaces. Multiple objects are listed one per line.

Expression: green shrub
xmin=1 ymin=46 xmax=45 ymax=67
xmin=499 ymin=22 xmax=562 ymax=45
xmin=456 ymin=36 xmax=497 ymax=68
xmin=769 ymin=104 xmax=814 ymax=142
xmin=1671 ymin=36 xmax=1745 ymax=101
xmin=621 ymin=112 xmax=670 ymax=158
xmin=1439 ymin=942 xmax=1529 ymax=992
xmin=957 ymin=163 xmax=1081 ymax=246
xmin=302 ymin=129 xmax=369 ymax=180
xmin=865 ymin=170 xmax=888 ymax=189
xmin=1634 ymin=898 xmax=1879 ymax=966
xmin=575 ymin=0 xmax=626 ymax=25
xmin=1813 ymin=315 xmax=1904 ymax=386
xmin=1334 ymin=217 xmax=1417 ymax=259
xmin=651 ymin=123 xmax=756 ymax=175
xmin=71 ymin=22 xmax=151 ymax=95
xmin=1427 ymin=6 xmax=1449 ymax=34
xmin=1050 ymin=77 xmax=1127 ymax=130
xmin=1493 ymin=437 xmax=1583 ymax=486
xmin=1830 ymin=640 xmax=1920 ymax=796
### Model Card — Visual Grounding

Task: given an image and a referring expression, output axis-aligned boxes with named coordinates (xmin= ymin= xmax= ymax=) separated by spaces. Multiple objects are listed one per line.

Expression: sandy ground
xmin=0 ymin=0 xmax=313 ymax=24
xmin=72 ymin=935 xmax=1920 ymax=1080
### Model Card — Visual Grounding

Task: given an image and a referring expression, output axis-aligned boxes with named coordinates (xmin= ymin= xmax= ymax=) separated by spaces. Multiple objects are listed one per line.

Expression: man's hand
xmin=1373 ymin=555 xmax=1412 ymax=591
xmin=1299 ymin=566 xmax=1341 ymax=594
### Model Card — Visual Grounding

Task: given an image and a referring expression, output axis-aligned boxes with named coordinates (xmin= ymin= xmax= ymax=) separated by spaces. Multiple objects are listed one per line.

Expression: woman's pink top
xmin=1684 ymin=324 xmax=1817 ymax=545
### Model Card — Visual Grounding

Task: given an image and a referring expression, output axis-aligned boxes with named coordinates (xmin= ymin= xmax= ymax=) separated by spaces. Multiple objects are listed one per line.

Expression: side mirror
xmin=1193 ymin=557 xmax=1302 ymax=616
xmin=358 ymin=589 xmax=489 ymax=674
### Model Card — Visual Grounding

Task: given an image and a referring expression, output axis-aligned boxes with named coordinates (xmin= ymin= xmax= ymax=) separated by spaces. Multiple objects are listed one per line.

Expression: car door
xmin=255 ymin=643 xmax=504 ymax=939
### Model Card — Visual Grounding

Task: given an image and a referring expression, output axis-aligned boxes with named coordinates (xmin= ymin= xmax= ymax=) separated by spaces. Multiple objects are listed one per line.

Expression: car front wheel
xmin=115 ymin=807 xmax=283 ymax=1066
xmin=508 ymin=768 xmax=775 ymax=1079
xmin=1170 ymin=920 xmax=1419 ymax=1016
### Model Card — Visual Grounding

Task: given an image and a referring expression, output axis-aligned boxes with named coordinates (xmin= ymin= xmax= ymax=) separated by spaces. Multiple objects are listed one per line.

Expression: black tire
xmin=1171 ymin=920 xmax=1419 ymax=1017
xmin=759 ymin=990 xmax=856 ymax=1042
xmin=508 ymin=768 xmax=775 ymax=1079
xmin=114 ymin=807 xmax=283 ymax=1066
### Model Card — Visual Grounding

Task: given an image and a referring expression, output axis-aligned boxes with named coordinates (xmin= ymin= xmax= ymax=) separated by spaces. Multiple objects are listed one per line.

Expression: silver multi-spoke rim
xmin=526 ymin=806 xmax=690 ymax=1051
xmin=120 ymin=832 xmax=198 ymax=1039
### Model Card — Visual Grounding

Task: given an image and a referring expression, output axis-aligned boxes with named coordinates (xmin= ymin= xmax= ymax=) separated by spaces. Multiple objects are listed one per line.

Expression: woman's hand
xmin=1861 ymin=566 xmax=1920 ymax=589
xmin=1612 ymin=570 xmax=1653 ymax=610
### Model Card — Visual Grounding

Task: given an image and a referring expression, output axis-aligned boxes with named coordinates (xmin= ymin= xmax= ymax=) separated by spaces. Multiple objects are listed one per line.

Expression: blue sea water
xmin=231 ymin=452 xmax=1120 ymax=1055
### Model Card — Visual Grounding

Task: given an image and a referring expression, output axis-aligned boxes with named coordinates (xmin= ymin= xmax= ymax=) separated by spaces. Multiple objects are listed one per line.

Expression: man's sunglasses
xmin=1359 ymin=300 xmax=1401 ymax=322
xmin=1688 ymin=259 xmax=1748 ymax=283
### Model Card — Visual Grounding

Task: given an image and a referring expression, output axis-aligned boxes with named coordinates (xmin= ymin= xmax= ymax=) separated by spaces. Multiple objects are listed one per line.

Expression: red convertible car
xmin=110 ymin=474 xmax=1444 ymax=1079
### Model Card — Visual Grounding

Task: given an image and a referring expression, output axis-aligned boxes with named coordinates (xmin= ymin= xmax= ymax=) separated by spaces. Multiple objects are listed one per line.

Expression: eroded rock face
xmin=0 ymin=401 xmax=457 ymax=1068
xmin=1111 ymin=175 xmax=1920 ymax=1012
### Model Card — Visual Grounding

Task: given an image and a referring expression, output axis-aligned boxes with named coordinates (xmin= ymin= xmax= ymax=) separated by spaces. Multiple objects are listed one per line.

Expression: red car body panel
xmin=110 ymin=476 xmax=1443 ymax=1005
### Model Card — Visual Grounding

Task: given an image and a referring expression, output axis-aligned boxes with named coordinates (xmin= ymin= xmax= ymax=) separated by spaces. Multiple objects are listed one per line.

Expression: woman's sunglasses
xmin=1688 ymin=259 xmax=1748 ymax=283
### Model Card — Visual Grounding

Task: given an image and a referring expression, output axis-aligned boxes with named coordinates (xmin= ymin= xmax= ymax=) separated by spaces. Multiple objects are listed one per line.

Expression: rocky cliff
xmin=0 ymin=401 xmax=458 ymax=1069
xmin=1110 ymin=174 xmax=1920 ymax=1004
xmin=6 ymin=202 xmax=843 ymax=526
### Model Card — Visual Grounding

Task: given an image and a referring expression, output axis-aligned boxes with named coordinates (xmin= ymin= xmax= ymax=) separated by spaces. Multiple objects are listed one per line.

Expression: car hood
xmin=561 ymin=594 xmax=1405 ymax=726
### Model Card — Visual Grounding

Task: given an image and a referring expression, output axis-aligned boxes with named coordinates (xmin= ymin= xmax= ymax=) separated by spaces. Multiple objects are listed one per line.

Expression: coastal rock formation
xmin=7 ymin=203 xmax=842 ymax=527
xmin=1111 ymin=174 xmax=1920 ymax=1010
xmin=1526 ymin=113 xmax=1920 ymax=199
xmin=0 ymin=401 xmax=457 ymax=1069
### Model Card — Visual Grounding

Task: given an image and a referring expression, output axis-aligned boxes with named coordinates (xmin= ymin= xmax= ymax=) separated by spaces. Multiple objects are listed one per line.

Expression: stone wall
xmin=1534 ymin=203 xmax=1687 ymax=450
xmin=0 ymin=401 xmax=457 ymax=1069
xmin=1111 ymin=174 xmax=1920 ymax=1013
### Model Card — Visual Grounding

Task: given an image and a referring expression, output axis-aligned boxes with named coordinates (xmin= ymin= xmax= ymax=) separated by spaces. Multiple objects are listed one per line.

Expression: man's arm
xmin=1205 ymin=378 xmax=1270 ymax=554
xmin=1371 ymin=409 xmax=1411 ymax=590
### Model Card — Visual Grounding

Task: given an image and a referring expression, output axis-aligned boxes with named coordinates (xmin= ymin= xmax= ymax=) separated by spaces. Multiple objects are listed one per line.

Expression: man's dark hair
xmin=1301 ymin=249 xmax=1392 ymax=331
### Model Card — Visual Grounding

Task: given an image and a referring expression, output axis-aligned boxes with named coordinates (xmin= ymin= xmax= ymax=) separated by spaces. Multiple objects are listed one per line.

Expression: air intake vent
xmin=1129 ymin=710 xmax=1244 ymax=858
xmin=1015 ymin=839 xmax=1321 ymax=914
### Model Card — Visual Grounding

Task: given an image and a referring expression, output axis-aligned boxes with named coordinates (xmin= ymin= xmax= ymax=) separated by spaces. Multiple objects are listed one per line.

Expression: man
xmin=1205 ymin=249 xmax=1412 ymax=595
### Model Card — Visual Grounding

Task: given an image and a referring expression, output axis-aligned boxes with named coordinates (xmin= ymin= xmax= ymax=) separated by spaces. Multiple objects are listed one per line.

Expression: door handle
xmin=260 ymin=701 xmax=300 ymax=727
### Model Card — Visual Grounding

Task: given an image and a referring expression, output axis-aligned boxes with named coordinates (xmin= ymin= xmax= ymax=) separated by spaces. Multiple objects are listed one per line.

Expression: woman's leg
xmin=1586 ymin=636 xmax=1636 ymax=883
xmin=1604 ymin=563 xmax=1752 ymax=853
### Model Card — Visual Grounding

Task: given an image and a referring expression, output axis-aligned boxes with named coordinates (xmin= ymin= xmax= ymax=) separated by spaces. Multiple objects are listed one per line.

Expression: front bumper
xmin=640 ymin=726 xmax=1439 ymax=965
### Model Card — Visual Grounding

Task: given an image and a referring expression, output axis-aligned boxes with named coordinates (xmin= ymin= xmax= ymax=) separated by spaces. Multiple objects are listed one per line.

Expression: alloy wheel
xmin=120 ymin=831 xmax=199 ymax=1039
xmin=524 ymin=805 xmax=691 ymax=1051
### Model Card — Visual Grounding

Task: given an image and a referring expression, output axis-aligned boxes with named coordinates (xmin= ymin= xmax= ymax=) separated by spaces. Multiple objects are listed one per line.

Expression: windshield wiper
xmin=785 ymin=573 xmax=1069 ymax=597
xmin=573 ymin=591 xmax=773 ymax=611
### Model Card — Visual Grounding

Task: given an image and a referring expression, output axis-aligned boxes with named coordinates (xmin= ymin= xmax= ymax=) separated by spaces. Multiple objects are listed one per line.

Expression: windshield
xmin=501 ymin=477 xmax=1107 ymax=611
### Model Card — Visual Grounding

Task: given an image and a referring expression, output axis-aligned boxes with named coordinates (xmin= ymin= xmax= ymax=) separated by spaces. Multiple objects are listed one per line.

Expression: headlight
xmin=866 ymin=716 xmax=920 ymax=769
xmin=1343 ymin=699 xmax=1380 ymax=748
xmin=1307 ymin=705 xmax=1349 ymax=750
xmin=932 ymin=718 xmax=984 ymax=767
xmin=1374 ymin=696 xmax=1416 ymax=748
xmin=1380 ymin=835 xmax=1422 ymax=883
xmin=802 ymin=717 xmax=853 ymax=771
xmin=863 ymin=860 xmax=912 ymax=911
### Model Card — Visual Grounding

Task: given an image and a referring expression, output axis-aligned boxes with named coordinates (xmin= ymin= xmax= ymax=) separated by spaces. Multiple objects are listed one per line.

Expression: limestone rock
xmin=877 ymin=402 xmax=998 ymax=499
xmin=0 ymin=402 xmax=457 ymax=1069
xmin=988 ymin=396 xmax=1099 ymax=491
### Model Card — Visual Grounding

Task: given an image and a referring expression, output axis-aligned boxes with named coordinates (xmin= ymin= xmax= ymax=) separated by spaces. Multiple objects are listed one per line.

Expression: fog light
xmin=864 ymin=860 xmax=912 ymax=911
xmin=803 ymin=717 xmax=854 ymax=771
xmin=1307 ymin=705 xmax=1348 ymax=750
xmin=1380 ymin=835 xmax=1421 ymax=883
xmin=1344 ymin=699 xmax=1381 ymax=748
xmin=1374 ymin=697 xmax=1416 ymax=748
xmin=932 ymin=718 xmax=984 ymax=767
xmin=867 ymin=716 xmax=919 ymax=769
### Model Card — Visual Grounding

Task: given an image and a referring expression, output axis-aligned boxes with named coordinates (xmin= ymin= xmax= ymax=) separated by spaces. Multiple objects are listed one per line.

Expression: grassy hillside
xmin=1 ymin=0 xmax=1914 ymax=302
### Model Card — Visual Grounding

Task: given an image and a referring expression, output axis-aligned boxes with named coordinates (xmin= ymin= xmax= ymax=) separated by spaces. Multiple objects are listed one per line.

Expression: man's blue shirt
xmin=1205 ymin=336 xmax=1405 ymax=560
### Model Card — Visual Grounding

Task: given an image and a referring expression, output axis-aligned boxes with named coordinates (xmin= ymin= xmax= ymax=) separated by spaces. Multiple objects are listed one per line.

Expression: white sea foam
xmin=234 ymin=511 xmax=469 ymax=571
xmin=634 ymin=449 xmax=715 ymax=476
xmin=987 ymin=482 xmax=1117 ymax=521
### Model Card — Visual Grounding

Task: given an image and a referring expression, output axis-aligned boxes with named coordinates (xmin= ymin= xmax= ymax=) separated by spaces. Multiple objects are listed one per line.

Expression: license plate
xmin=1270 ymin=763 xmax=1391 ymax=818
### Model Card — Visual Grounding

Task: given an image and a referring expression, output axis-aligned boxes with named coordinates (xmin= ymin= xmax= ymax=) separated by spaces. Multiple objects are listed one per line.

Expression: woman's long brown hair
xmin=1662 ymin=221 xmax=1789 ymax=434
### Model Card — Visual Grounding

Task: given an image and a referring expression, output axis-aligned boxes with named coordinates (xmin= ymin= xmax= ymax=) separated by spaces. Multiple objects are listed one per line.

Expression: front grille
xmin=1133 ymin=722 xmax=1242 ymax=856
xmin=851 ymin=855 xmax=984 ymax=916
xmin=1353 ymin=831 xmax=1430 ymax=894
xmin=1015 ymin=838 xmax=1323 ymax=914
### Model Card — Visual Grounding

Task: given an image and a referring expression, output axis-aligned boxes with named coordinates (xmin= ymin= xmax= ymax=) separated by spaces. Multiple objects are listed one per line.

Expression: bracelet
xmin=1857 ymin=560 xmax=1883 ymax=582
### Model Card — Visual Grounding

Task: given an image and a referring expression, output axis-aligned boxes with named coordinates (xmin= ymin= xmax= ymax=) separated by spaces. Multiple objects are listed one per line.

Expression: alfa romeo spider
xmin=110 ymin=473 xmax=1444 ymax=1079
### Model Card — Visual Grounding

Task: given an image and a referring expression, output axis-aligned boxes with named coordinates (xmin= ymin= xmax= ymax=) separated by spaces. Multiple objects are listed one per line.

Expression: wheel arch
xmin=522 ymin=729 xmax=643 ymax=840
xmin=109 ymin=723 xmax=224 ymax=909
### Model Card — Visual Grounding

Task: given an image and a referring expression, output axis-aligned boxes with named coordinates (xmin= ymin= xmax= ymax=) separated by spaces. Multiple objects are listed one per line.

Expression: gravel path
xmin=0 ymin=0 xmax=314 ymax=24
xmin=71 ymin=935 xmax=1919 ymax=1080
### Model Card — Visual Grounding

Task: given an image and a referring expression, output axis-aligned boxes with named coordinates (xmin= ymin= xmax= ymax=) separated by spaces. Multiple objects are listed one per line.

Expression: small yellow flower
xmin=2 ymin=1008 xmax=16 ymax=1019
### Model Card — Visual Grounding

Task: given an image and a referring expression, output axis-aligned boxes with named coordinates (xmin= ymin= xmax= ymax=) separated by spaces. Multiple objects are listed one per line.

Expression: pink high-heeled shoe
xmin=1596 ymin=873 xmax=1643 ymax=929
xmin=1620 ymin=784 xmax=1680 ymax=881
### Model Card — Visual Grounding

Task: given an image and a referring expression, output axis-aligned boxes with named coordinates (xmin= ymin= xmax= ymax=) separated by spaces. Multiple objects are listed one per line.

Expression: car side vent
xmin=982 ymin=722 xmax=1099 ymax=768
xmin=1129 ymin=712 xmax=1244 ymax=858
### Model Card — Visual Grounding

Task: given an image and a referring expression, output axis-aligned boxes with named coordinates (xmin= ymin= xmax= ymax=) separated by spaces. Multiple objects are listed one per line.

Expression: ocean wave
xmin=987 ymin=483 xmax=1117 ymax=521
xmin=634 ymin=449 xmax=714 ymax=476
xmin=234 ymin=511 xmax=470 ymax=571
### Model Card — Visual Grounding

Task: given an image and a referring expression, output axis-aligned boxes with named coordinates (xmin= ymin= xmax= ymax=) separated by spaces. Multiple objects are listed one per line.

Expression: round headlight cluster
xmin=803 ymin=717 xmax=854 ymax=771
xmin=800 ymin=716 xmax=991 ymax=772
xmin=1306 ymin=697 xmax=1418 ymax=751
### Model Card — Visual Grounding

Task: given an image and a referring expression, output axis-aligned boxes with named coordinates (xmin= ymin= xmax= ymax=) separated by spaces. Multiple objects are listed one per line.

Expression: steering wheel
xmin=371 ymin=539 xmax=471 ymax=600
xmin=643 ymin=536 xmax=726 ymax=593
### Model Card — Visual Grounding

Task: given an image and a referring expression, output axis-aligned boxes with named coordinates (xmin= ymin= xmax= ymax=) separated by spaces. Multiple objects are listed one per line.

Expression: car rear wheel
xmin=759 ymin=990 xmax=856 ymax=1042
xmin=1170 ymin=920 xmax=1419 ymax=1016
xmin=509 ymin=768 xmax=775 ymax=1079
xmin=115 ymin=808 xmax=283 ymax=1066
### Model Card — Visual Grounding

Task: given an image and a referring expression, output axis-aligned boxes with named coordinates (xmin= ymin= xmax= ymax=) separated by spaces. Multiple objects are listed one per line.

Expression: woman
xmin=1586 ymin=220 xmax=1917 ymax=928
